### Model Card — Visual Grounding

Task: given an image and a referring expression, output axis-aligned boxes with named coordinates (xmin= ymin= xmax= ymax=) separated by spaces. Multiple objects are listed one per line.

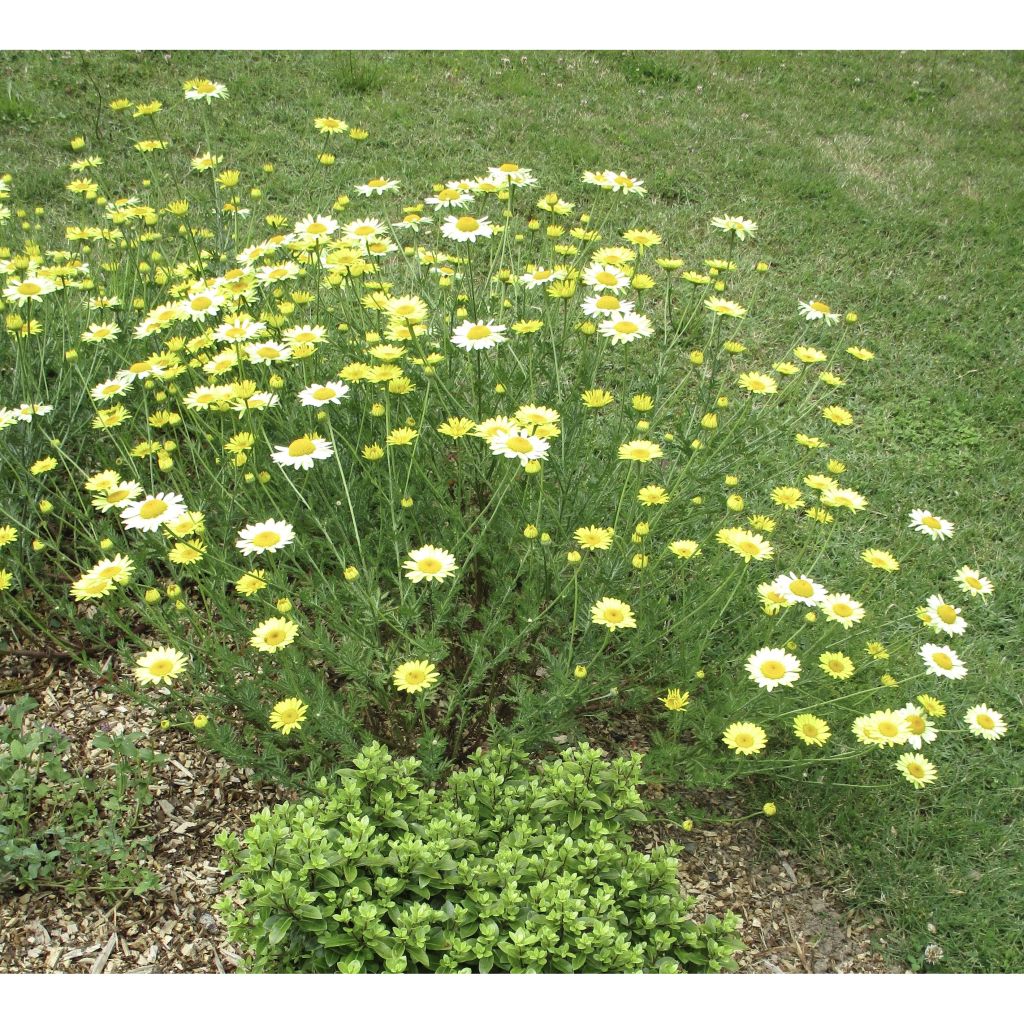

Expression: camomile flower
xmin=426 ymin=186 xmax=473 ymax=209
xmin=236 ymin=519 xmax=295 ymax=556
xmin=793 ymin=714 xmax=831 ymax=747
xmin=910 ymin=509 xmax=954 ymax=540
xmin=793 ymin=346 xmax=827 ymax=364
xmin=819 ymin=651 xmax=855 ymax=680
xmin=917 ymin=694 xmax=946 ymax=718
xmin=900 ymin=704 xmax=938 ymax=750
xmin=452 ymin=320 xmax=507 ymax=351
xmin=820 ymin=487 xmax=868 ymax=513
xmin=234 ymin=570 xmax=268 ymax=596
xmin=745 ymin=647 xmax=801 ymax=691
xmin=770 ymin=486 xmax=805 ymax=510
xmin=489 ymin=428 xmax=549 ymax=465
xmin=299 ymin=381 xmax=350 ymax=406
xmin=244 ymin=340 xmax=293 ymax=365
xmin=393 ymin=659 xmax=439 ymax=694
xmin=574 ymin=525 xmax=615 ymax=552
xmin=582 ymin=264 xmax=630 ymax=292
xmin=121 ymin=492 xmax=187 ymax=533
xmin=861 ymin=548 xmax=900 ymax=572
xmin=271 ymin=434 xmax=334 ymax=470
xmin=798 ymin=299 xmax=841 ymax=324
xmin=722 ymin=722 xmax=767 ymax=756
xmin=964 ymin=705 xmax=1007 ymax=740
xmin=895 ymin=752 xmax=937 ymax=789
xmin=250 ymin=617 xmax=299 ymax=653
xmin=133 ymin=646 xmax=187 ymax=685
xmin=437 ymin=416 xmax=476 ymax=439
xmin=919 ymin=643 xmax=967 ymax=680
xmin=955 ymin=565 xmax=994 ymax=598
xmin=773 ymin=573 xmax=826 ymax=607
xmin=922 ymin=594 xmax=967 ymax=636
xmin=704 ymin=297 xmax=747 ymax=318
xmin=581 ymin=389 xmax=615 ymax=409
xmin=355 ymin=177 xmax=400 ymax=196
xmin=581 ymin=293 xmax=635 ymax=318
xmin=70 ymin=575 xmax=116 ymax=602
xmin=403 ymin=545 xmax=458 ymax=583
xmin=617 ymin=439 xmax=663 ymax=463
xmin=604 ymin=171 xmax=646 ymax=194
xmin=519 ymin=266 xmax=566 ymax=289
xmin=179 ymin=289 xmax=224 ymax=321
xmin=757 ymin=583 xmax=789 ymax=614
xmin=717 ymin=527 xmax=773 ymax=562
xmin=269 ymin=698 xmax=308 ymax=736
xmin=820 ymin=593 xmax=865 ymax=629
xmin=711 ymin=215 xmax=757 ymax=240
xmin=90 ymin=376 xmax=133 ymax=402
xmin=821 ymin=405 xmax=854 ymax=427
xmin=590 ymin=597 xmax=637 ymax=631
xmin=385 ymin=294 xmax=429 ymax=322
xmin=637 ymin=484 xmax=669 ymax=506
xmin=597 ymin=311 xmax=654 ymax=344
xmin=660 ymin=689 xmax=690 ymax=712
xmin=294 ymin=213 xmax=339 ymax=241
xmin=441 ymin=214 xmax=493 ymax=242
xmin=668 ymin=540 xmax=701 ymax=559
xmin=91 ymin=480 xmax=144 ymax=511
xmin=738 ymin=372 xmax=778 ymax=395
xmin=183 ymin=78 xmax=227 ymax=101
xmin=88 ymin=555 xmax=135 ymax=585
xmin=862 ymin=709 xmax=911 ymax=747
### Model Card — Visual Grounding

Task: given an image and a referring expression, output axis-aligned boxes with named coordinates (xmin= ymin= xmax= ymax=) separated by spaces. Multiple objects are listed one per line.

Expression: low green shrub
xmin=0 ymin=695 xmax=163 ymax=896
xmin=215 ymin=742 xmax=743 ymax=973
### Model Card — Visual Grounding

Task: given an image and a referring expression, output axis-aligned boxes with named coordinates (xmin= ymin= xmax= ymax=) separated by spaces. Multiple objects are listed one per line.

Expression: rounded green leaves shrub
xmin=214 ymin=742 xmax=743 ymax=973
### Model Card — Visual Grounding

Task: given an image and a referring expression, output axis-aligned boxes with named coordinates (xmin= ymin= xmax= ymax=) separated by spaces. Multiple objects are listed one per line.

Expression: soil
xmin=0 ymin=653 xmax=891 ymax=973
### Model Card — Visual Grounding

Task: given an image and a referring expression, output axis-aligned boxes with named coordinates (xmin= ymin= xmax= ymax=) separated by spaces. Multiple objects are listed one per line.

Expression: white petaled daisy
xmin=920 ymin=642 xmax=967 ymax=680
xmin=3 ymin=275 xmax=58 ymax=305
xmin=255 ymin=262 xmax=302 ymax=285
xmin=488 ymin=163 xmax=537 ymax=187
xmin=711 ymin=214 xmax=758 ymax=240
xmin=964 ymin=704 xmax=1007 ymax=740
xmin=771 ymin=573 xmax=827 ymax=607
xmin=298 ymin=382 xmax=350 ymax=407
xmin=425 ymin=187 xmax=473 ymax=209
xmin=441 ymin=214 xmax=493 ymax=243
xmin=582 ymin=264 xmax=630 ymax=292
xmin=244 ymin=340 xmax=293 ymax=365
xmin=294 ymin=214 xmax=339 ymax=240
xmin=581 ymin=293 xmax=636 ymax=318
xmin=355 ymin=177 xmax=400 ymax=197
xmin=519 ymin=266 xmax=566 ymax=289
xmin=342 ymin=217 xmax=387 ymax=243
xmin=92 ymin=480 xmax=144 ymax=511
xmin=820 ymin=593 xmax=866 ymax=629
xmin=90 ymin=376 xmax=133 ymax=402
xmin=820 ymin=487 xmax=869 ymax=513
xmin=597 ymin=311 xmax=654 ymax=344
xmin=923 ymin=594 xmax=967 ymax=636
xmin=797 ymin=299 xmax=841 ymax=324
xmin=133 ymin=646 xmax=188 ymax=685
xmin=900 ymin=703 xmax=938 ymax=750
xmin=955 ymin=565 xmax=994 ymax=598
xmin=605 ymin=171 xmax=646 ymax=194
xmin=745 ymin=647 xmax=801 ymax=692
xmin=271 ymin=435 xmax=334 ymax=471
xmin=236 ymin=519 xmax=296 ymax=556
xmin=178 ymin=288 xmax=224 ymax=321
xmin=213 ymin=315 xmax=266 ymax=343
xmin=403 ymin=545 xmax=458 ymax=583
xmin=909 ymin=509 xmax=954 ymax=540
xmin=120 ymin=492 xmax=187 ymax=533
xmin=489 ymin=428 xmax=550 ymax=466
xmin=451 ymin=320 xmax=507 ymax=351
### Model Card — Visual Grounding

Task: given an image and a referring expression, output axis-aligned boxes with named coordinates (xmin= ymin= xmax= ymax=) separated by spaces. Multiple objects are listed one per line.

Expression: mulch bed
xmin=0 ymin=654 xmax=891 ymax=974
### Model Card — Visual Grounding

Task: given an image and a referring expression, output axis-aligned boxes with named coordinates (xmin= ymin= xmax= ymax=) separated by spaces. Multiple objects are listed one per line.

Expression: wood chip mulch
xmin=0 ymin=654 xmax=891 ymax=973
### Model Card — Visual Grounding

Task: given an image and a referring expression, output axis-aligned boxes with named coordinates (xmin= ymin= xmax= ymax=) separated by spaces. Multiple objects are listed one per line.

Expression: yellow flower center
xmin=802 ymin=724 xmax=820 ymax=738
xmin=734 ymin=732 xmax=754 ymax=749
xmin=105 ymin=487 xmax=130 ymax=502
xmin=305 ymin=221 xmax=328 ymax=235
xmin=878 ymin=721 xmax=899 ymax=738
xmin=936 ymin=604 xmax=958 ymax=624
xmin=19 ymin=282 xmax=42 ymax=295
xmin=149 ymin=658 xmax=174 ymax=676
xmin=596 ymin=271 xmax=618 ymax=285
xmin=139 ymin=498 xmax=168 ymax=519
xmin=922 ymin=515 xmax=941 ymax=530
xmin=499 ymin=163 xmax=519 ymax=172
xmin=252 ymin=530 xmax=281 ymax=548
xmin=761 ymin=660 xmax=786 ymax=680
xmin=505 ymin=436 xmax=534 ymax=454
xmin=288 ymin=438 xmax=316 ymax=457
xmin=455 ymin=216 xmax=479 ymax=232
xmin=907 ymin=762 xmax=925 ymax=778
xmin=832 ymin=603 xmax=853 ymax=618
xmin=828 ymin=659 xmax=845 ymax=673
xmin=352 ymin=224 xmax=377 ymax=236
xmin=367 ymin=178 xmax=388 ymax=187
xmin=256 ymin=346 xmax=281 ymax=359
xmin=603 ymin=608 xmax=624 ymax=623
xmin=932 ymin=652 xmax=954 ymax=670
xmin=810 ymin=300 xmax=831 ymax=313
xmin=613 ymin=321 xmax=637 ymax=334
xmin=417 ymin=557 xmax=442 ymax=574
xmin=438 ymin=188 xmax=461 ymax=201
xmin=965 ymin=576 xmax=981 ymax=589
xmin=907 ymin=715 xmax=926 ymax=735
xmin=466 ymin=325 xmax=491 ymax=341
xmin=596 ymin=295 xmax=619 ymax=309
xmin=790 ymin=579 xmax=814 ymax=598
xmin=614 ymin=175 xmax=631 ymax=186
xmin=264 ymin=628 xmax=286 ymax=645
xmin=739 ymin=540 xmax=761 ymax=556
xmin=191 ymin=296 xmax=212 ymax=310
xmin=976 ymin=713 xmax=994 ymax=730
xmin=312 ymin=387 xmax=335 ymax=400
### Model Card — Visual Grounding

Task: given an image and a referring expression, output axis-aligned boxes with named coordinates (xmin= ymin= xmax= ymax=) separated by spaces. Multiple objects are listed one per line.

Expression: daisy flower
xmin=403 ymin=545 xmax=458 ymax=583
xmin=133 ymin=647 xmax=187 ymax=685
xmin=861 ymin=548 xmax=900 ymax=572
xmin=910 ymin=509 xmax=954 ymax=540
xmin=704 ymin=297 xmax=747 ymax=318
xmin=617 ymin=439 xmax=664 ymax=463
xmin=183 ymin=78 xmax=227 ymax=101
xmin=895 ymin=752 xmax=938 ymax=789
xmin=355 ymin=177 xmax=400 ymax=196
xmin=922 ymin=594 xmax=967 ymax=636
xmin=900 ymin=704 xmax=938 ymax=749
xmin=299 ymin=382 xmax=350 ymax=407
xmin=955 ymin=566 xmax=994 ymax=599
xmin=489 ymin=428 xmax=549 ymax=466
xmin=745 ymin=647 xmax=801 ymax=691
xmin=793 ymin=714 xmax=831 ymax=747
xmin=574 ymin=526 xmax=615 ymax=552
xmin=717 ymin=528 xmax=774 ymax=562
xmin=711 ymin=215 xmax=758 ymax=241
xmin=668 ymin=540 xmax=701 ymax=559
xmin=772 ymin=573 xmax=826 ymax=607
xmin=919 ymin=643 xmax=967 ymax=680
xmin=798 ymin=299 xmax=841 ymax=324
xmin=250 ymin=617 xmax=299 ymax=653
xmin=820 ymin=593 xmax=866 ymax=629
xmin=121 ymin=492 xmax=187 ymax=533
xmin=819 ymin=651 xmax=855 ymax=680
xmin=236 ymin=519 xmax=296 ymax=556
xmin=294 ymin=214 xmax=339 ymax=240
xmin=722 ymin=722 xmax=768 ymax=756
xmin=581 ymin=294 xmax=635 ymax=318
xmin=597 ymin=312 xmax=654 ymax=344
xmin=452 ymin=320 xmax=507 ymax=351
xmin=964 ymin=704 xmax=1007 ymax=740
xmin=738 ymin=372 xmax=778 ymax=395
xmin=271 ymin=435 xmax=334 ymax=471
xmin=582 ymin=264 xmax=630 ymax=292
xmin=393 ymin=660 xmax=439 ymax=694
xmin=269 ymin=698 xmax=308 ymax=736
xmin=441 ymin=214 xmax=493 ymax=242
xmin=590 ymin=597 xmax=637 ymax=631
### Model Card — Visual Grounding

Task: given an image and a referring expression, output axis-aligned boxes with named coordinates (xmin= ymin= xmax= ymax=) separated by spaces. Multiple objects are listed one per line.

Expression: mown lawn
xmin=1 ymin=49 xmax=1021 ymax=972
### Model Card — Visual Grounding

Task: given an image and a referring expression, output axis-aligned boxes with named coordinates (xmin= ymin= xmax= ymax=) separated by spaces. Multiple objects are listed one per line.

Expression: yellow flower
xmin=637 ymin=484 xmax=669 ymax=506
xmin=819 ymin=651 xmax=854 ymax=680
xmin=393 ymin=659 xmax=438 ymax=694
xmin=590 ymin=597 xmax=637 ymax=631
xmin=722 ymin=722 xmax=767 ymax=756
xmin=617 ymin=439 xmax=663 ymax=463
xmin=574 ymin=525 xmax=614 ymax=551
xmin=581 ymin=388 xmax=615 ymax=409
xmin=660 ymin=689 xmax=690 ymax=712
xmin=895 ymin=752 xmax=937 ymax=789
xmin=269 ymin=698 xmax=308 ymax=736
xmin=235 ymin=570 xmax=267 ymax=596
xmin=250 ymin=617 xmax=299 ymax=653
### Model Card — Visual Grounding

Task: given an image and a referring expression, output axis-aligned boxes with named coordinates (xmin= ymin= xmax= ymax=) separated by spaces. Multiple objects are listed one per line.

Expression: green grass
xmin=2 ymin=49 xmax=1022 ymax=972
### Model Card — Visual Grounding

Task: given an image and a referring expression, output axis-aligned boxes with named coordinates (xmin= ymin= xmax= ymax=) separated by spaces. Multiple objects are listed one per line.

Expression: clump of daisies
xmin=0 ymin=82 xmax=1007 ymax=808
